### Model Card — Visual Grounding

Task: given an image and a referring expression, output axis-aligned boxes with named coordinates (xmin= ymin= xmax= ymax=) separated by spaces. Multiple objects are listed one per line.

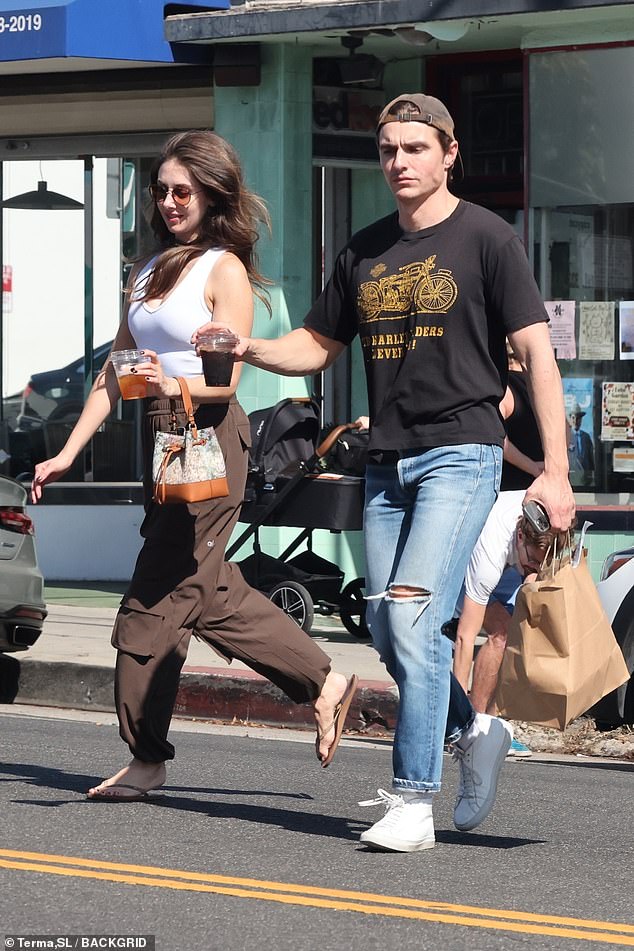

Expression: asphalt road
xmin=0 ymin=707 xmax=632 ymax=951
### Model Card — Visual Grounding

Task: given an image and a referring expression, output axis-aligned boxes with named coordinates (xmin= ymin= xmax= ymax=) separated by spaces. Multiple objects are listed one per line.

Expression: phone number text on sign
xmin=0 ymin=13 xmax=43 ymax=33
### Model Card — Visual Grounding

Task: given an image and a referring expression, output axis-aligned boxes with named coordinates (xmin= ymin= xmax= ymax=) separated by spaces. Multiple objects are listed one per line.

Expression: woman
xmin=31 ymin=130 xmax=357 ymax=801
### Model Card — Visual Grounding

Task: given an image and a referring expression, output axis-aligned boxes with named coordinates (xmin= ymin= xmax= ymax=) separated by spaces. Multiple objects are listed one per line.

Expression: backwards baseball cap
xmin=376 ymin=93 xmax=455 ymax=139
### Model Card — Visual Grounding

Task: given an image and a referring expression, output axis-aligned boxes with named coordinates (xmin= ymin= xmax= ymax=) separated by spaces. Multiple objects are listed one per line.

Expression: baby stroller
xmin=225 ymin=397 xmax=369 ymax=638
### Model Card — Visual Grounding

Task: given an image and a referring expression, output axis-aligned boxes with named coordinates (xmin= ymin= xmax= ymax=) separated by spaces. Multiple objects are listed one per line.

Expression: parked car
xmin=16 ymin=340 xmax=113 ymax=431
xmin=593 ymin=546 xmax=634 ymax=727
xmin=0 ymin=474 xmax=47 ymax=652
xmin=2 ymin=391 xmax=24 ymax=432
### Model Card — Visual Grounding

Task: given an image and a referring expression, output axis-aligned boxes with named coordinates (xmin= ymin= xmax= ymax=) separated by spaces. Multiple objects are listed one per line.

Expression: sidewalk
xmin=0 ymin=582 xmax=398 ymax=736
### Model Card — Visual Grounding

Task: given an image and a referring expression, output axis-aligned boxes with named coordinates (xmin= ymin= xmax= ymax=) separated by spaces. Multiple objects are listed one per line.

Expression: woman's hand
xmin=31 ymin=453 xmax=75 ymax=503
xmin=138 ymin=350 xmax=180 ymax=399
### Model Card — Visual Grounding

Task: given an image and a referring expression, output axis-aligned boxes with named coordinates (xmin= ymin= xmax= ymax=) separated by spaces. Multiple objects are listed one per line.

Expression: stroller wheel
xmin=339 ymin=577 xmax=370 ymax=640
xmin=269 ymin=581 xmax=315 ymax=633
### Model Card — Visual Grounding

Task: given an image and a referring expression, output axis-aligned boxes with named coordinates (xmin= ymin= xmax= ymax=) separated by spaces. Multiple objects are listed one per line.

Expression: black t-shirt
xmin=501 ymin=370 xmax=544 ymax=490
xmin=304 ymin=200 xmax=548 ymax=453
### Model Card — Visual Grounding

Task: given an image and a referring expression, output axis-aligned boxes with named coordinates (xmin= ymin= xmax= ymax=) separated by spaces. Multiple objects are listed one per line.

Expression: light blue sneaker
xmin=507 ymin=737 xmax=532 ymax=758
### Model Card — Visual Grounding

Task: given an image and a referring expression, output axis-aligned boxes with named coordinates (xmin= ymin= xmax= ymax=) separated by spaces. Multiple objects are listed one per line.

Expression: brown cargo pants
xmin=111 ymin=397 xmax=332 ymax=762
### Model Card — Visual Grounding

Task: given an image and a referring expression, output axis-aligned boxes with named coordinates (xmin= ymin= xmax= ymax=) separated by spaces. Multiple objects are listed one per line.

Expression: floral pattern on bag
xmin=152 ymin=427 xmax=226 ymax=487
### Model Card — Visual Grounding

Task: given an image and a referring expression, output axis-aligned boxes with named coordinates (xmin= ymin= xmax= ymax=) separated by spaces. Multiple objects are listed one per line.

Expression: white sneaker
xmin=452 ymin=715 xmax=513 ymax=832
xmin=359 ymin=789 xmax=435 ymax=853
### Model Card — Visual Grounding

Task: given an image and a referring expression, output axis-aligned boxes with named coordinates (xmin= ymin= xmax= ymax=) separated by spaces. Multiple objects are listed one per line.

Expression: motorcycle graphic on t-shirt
xmin=357 ymin=254 xmax=458 ymax=322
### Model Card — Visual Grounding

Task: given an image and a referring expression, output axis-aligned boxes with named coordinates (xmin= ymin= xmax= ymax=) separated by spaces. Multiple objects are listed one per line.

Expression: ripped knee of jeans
xmin=383 ymin=584 xmax=432 ymax=624
xmin=385 ymin=584 xmax=432 ymax=603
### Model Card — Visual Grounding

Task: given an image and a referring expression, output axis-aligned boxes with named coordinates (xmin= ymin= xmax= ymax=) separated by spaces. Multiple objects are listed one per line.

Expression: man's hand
xmin=523 ymin=472 xmax=576 ymax=532
xmin=192 ymin=323 xmax=246 ymax=358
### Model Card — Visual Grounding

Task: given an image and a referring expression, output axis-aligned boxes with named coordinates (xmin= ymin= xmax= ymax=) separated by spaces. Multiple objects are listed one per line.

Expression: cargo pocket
xmin=237 ymin=420 xmax=251 ymax=450
xmin=111 ymin=603 xmax=165 ymax=660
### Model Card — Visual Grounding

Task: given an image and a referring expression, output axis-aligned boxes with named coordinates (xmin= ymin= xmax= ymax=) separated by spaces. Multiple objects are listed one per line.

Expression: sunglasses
xmin=148 ymin=183 xmax=201 ymax=207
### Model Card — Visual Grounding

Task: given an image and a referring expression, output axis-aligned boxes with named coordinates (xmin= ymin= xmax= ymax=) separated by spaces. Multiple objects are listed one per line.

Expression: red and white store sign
xmin=2 ymin=264 xmax=12 ymax=312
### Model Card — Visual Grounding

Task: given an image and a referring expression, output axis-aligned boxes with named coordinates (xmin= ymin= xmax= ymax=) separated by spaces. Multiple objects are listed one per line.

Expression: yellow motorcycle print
xmin=358 ymin=255 xmax=457 ymax=321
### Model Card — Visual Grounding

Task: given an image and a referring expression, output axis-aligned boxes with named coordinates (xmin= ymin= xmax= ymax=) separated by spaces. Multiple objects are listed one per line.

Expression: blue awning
xmin=0 ymin=0 xmax=229 ymax=64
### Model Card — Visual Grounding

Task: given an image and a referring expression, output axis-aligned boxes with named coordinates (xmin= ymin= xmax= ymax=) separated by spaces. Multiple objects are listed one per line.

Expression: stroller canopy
xmin=248 ymin=397 xmax=321 ymax=486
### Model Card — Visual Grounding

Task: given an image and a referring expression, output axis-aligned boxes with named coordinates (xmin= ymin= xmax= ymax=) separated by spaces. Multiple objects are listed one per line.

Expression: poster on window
xmin=563 ymin=378 xmax=595 ymax=485
xmin=2 ymin=265 xmax=11 ymax=313
xmin=619 ymin=300 xmax=634 ymax=360
xmin=601 ymin=382 xmax=634 ymax=441
xmin=613 ymin=447 xmax=634 ymax=473
xmin=579 ymin=301 xmax=614 ymax=360
xmin=545 ymin=300 xmax=576 ymax=359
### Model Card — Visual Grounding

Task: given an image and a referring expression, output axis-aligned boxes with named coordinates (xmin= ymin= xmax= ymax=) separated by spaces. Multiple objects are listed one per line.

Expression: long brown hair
xmin=134 ymin=130 xmax=272 ymax=313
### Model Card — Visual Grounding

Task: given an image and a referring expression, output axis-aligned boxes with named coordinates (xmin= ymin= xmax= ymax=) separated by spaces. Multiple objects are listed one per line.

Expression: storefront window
xmin=529 ymin=46 xmax=634 ymax=496
xmin=1 ymin=153 xmax=155 ymax=484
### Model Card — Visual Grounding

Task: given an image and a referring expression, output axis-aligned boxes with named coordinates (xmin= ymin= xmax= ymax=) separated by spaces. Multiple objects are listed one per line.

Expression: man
xmin=567 ymin=402 xmax=594 ymax=486
xmin=194 ymin=93 xmax=575 ymax=853
xmin=452 ymin=492 xmax=567 ymax=752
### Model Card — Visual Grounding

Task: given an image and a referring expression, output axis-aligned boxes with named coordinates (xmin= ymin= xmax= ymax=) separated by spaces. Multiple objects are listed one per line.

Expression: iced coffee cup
xmin=111 ymin=349 xmax=149 ymax=400
xmin=198 ymin=331 xmax=238 ymax=387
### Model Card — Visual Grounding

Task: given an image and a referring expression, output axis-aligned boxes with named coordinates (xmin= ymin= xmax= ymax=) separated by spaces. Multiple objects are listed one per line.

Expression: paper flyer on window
xmin=544 ymin=300 xmax=576 ymax=359
xmin=579 ymin=301 xmax=614 ymax=361
xmin=601 ymin=381 xmax=634 ymax=441
xmin=563 ymin=378 xmax=594 ymax=439
xmin=619 ymin=300 xmax=634 ymax=360
xmin=563 ymin=378 xmax=595 ymax=486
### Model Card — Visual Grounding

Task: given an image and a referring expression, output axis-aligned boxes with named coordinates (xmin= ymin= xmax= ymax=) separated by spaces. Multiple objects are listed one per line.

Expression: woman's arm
xmin=503 ymin=437 xmax=545 ymax=478
xmin=500 ymin=383 xmax=544 ymax=478
xmin=508 ymin=323 xmax=575 ymax=531
xmin=31 ymin=276 xmax=142 ymax=502
xmin=142 ymin=253 xmax=259 ymax=403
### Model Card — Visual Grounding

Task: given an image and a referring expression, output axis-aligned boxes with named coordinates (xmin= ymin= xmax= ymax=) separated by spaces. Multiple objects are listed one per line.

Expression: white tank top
xmin=127 ymin=248 xmax=226 ymax=378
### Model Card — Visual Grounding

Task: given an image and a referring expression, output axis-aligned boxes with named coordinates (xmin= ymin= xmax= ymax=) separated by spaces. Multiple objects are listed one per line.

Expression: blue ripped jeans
xmin=364 ymin=444 xmax=502 ymax=792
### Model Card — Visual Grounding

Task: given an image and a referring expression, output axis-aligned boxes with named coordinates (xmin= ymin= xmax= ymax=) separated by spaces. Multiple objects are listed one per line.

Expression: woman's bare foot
xmin=87 ymin=758 xmax=166 ymax=801
xmin=313 ymin=671 xmax=358 ymax=767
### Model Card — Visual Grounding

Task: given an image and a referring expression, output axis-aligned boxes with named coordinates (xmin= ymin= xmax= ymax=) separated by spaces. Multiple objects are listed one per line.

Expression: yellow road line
xmin=0 ymin=850 xmax=632 ymax=945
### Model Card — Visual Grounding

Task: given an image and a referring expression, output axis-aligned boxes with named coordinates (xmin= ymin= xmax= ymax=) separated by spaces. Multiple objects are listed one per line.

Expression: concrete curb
xmin=0 ymin=656 xmax=398 ymax=735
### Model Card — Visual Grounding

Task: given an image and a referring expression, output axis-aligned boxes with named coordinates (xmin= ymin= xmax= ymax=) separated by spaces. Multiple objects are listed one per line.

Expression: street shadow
xmin=356 ymin=830 xmax=545 ymax=853
xmin=146 ymin=795 xmax=361 ymax=840
xmin=530 ymin=757 xmax=634 ymax=773
xmin=0 ymin=762 xmax=317 ymax=803
xmin=435 ymin=830 xmax=545 ymax=848
xmin=0 ymin=761 xmax=362 ymax=840
xmin=0 ymin=760 xmax=95 ymax=795
xmin=357 ymin=829 xmax=546 ymax=855
xmin=0 ymin=760 xmax=547 ymax=846
xmin=166 ymin=784 xmax=314 ymax=800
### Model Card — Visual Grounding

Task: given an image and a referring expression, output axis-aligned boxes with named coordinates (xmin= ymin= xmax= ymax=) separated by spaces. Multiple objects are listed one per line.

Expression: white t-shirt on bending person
xmin=463 ymin=490 xmax=525 ymax=606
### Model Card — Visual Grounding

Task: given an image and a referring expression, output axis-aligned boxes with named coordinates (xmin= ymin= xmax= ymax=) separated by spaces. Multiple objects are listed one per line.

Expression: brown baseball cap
xmin=376 ymin=93 xmax=455 ymax=138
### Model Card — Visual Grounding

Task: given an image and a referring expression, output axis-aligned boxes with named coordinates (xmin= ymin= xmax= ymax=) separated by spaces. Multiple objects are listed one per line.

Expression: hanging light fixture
xmin=1 ymin=162 xmax=83 ymax=211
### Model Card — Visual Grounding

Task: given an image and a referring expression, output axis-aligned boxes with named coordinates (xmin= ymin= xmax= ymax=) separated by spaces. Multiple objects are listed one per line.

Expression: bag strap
xmin=153 ymin=443 xmax=182 ymax=505
xmin=176 ymin=376 xmax=198 ymax=438
xmin=540 ymin=529 xmax=574 ymax=579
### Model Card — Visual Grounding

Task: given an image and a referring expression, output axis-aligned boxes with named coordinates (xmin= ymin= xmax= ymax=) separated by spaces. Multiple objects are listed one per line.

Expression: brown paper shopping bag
xmin=496 ymin=551 xmax=630 ymax=730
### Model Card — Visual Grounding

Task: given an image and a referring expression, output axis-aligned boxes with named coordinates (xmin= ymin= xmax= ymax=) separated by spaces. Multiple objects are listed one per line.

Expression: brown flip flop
xmin=86 ymin=783 xmax=154 ymax=802
xmin=317 ymin=674 xmax=359 ymax=768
